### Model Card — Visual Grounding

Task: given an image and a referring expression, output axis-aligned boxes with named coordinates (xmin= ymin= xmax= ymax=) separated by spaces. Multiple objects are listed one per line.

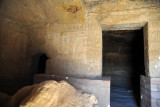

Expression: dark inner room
xmin=103 ymin=29 xmax=145 ymax=107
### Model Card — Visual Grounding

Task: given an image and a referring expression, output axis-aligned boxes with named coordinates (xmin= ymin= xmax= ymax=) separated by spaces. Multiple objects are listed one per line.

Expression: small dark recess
xmin=26 ymin=52 xmax=49 ymax=85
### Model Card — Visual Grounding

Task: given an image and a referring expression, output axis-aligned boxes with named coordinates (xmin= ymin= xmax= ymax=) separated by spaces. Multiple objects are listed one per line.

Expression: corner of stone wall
xmin=140 ymin=75 xmax=151 ymax=107
xmin=141 ymin=75 xmax=160 ymax=107
xmin=150 ymin=77 xmax=160 ymax=107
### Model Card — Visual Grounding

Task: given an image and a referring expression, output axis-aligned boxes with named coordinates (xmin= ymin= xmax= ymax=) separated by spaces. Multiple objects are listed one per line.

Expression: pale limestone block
xmin=20 ymin=81 xmax=98 ymax=107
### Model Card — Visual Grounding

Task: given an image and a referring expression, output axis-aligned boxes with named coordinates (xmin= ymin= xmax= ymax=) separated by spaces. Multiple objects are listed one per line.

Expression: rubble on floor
xmin=1 ymin=80 xmax=99 ymax=107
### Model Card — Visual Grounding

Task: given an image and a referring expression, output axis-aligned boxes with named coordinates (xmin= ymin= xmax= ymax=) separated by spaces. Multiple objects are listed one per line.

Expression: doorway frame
xmin=100 ymin=22 xmax=160 ymax=106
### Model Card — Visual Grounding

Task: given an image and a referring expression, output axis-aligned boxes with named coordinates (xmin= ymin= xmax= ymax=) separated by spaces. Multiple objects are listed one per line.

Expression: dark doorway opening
xmin=102 ymin=29 xmax=145 ymax=107
xmin=27 ymin=53 xmax=48 ymax=85
xmin=38 ymin=54 xmax=48 ymax=74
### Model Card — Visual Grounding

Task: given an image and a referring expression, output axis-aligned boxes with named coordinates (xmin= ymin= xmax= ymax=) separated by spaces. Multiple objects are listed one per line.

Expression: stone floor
xmin=111 ymin=87 xmax=138 ymax=107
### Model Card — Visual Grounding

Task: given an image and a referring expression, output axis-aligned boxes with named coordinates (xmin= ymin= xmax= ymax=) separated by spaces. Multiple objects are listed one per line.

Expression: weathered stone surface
xmin=151 ymin=99 xmax=157 ymax=107
xmin=144 ymin=23 xmax=150 ymax=76
xmin=34 ymin=74 xmax=110 ymax=107
xmin=151 ymin=78 xmax=160 ymax=85
xmin=0 ymin=80 xmax=98 ymax=107
xmin=20 ymin=81 xmax=98 ymax=107
xmin=142 ymin=76 xmax=160 ymax=107
xmin=140 ymin=75 xmax=151 ymax=107
xmin=151 ymin=85 xmax=159 ymax=92
xmin=5 ymin=86 xmax=33 ymax=107
xmin=0 ymin=0 xmax=160 ymax=95
xmin=158 ymin=100 xmax=160 ymax=106
xmin=0 ymin=19 xmax=27 ymax=94
xmin=0 ymin=0 xmax=85 ymax=26
xmin=0 ymin=0 xmax=159 ymax=27
xmin=151 ymin=92 xmax=160 ymax=99
xmin=148 ymin=22 xmax=160 ymax=77
xmin=44 ymin=23 xmax=102 ymax=78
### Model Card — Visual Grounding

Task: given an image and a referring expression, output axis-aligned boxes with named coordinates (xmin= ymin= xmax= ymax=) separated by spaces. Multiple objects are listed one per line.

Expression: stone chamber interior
xmin=0 ymin=0 xmax=160 ymax=106
xmin=102 ymin=29 xmax=145 ymax=107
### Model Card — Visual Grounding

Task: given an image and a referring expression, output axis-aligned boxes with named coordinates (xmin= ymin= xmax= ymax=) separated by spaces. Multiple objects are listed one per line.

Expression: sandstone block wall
xmin=141 ymin=21 xmax=160 ymax=107
xmin=0 ymin=0 xmax=160 ymax=94
xmin=140 ymin=75 xmax=151 ymax=107
xmin=147 ymin=21 xmax=160 ymax=77
xmin=45 ymin=23 xmax=102 ymax=78
xmin=141 ymin=75 xmax=160 ymax=107
xmin=151 ymin=77 xmax=160 ymax=107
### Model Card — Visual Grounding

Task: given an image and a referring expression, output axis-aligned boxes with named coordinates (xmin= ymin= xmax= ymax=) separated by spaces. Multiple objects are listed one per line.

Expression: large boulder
xmin=19 ymin=80 xmax=98 ymax=107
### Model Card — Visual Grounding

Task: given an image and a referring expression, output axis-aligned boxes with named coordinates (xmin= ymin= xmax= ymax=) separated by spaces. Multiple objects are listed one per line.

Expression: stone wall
xmin=140 ymin=75 xmax=151 ymax=107
xmin=147 ymin=21 xmax=160 ymax=77
xmin=24 ymin=23 xmax=102 ymax=80
xmin=0 ymin=0 xmax=160 ymax=94
xmin=45 ymin=24 xmax=102 ymax=78
xmin=141 ymin=75 xmax=160 ymax=107
xmin=151 ymin=77 xmax=160 ymax=107
xmin=141 ymin=21 xmax=160 ymax=107
xmin=0 ymin=20 xmax=27 ymax=94
xmin=144 ymin=23 xmax=150 ymax=76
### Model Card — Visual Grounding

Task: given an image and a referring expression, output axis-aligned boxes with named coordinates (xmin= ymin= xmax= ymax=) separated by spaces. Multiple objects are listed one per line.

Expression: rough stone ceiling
xmin=0 ymin=0 xmax=159 ymax=28
xmin=0 ymin=0 xmax=85 ymax=27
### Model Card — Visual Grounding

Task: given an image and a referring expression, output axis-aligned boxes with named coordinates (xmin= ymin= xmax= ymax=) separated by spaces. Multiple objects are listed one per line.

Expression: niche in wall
xmin=38 ymin=54 xmax=48 ymax=74
xmin=28 ymin=53 xmax=48 ymax=84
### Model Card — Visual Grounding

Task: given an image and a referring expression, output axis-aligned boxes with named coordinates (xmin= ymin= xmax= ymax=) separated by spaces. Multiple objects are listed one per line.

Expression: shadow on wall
xmin=0 ymin=0 xmax=3 ymax=3
xmin=0 ymin=0 xmax=4 ymax=8
xmin=131 ymin=29 xmax=145 ymax=106
xmin=26 ymin=52 xmax=49 ymax=85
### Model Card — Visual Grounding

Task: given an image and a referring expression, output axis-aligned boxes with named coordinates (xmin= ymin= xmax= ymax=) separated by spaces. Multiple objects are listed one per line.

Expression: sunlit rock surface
xmin=19 ymin=80 xmax=98 ymax=107
xmin=1 ymin=80 xmax=98 ymax=107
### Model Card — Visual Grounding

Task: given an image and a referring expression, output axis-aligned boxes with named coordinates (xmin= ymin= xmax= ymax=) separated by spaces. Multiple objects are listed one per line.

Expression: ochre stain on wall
xmin=0 ymin=0 xmax=85 ymax=27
